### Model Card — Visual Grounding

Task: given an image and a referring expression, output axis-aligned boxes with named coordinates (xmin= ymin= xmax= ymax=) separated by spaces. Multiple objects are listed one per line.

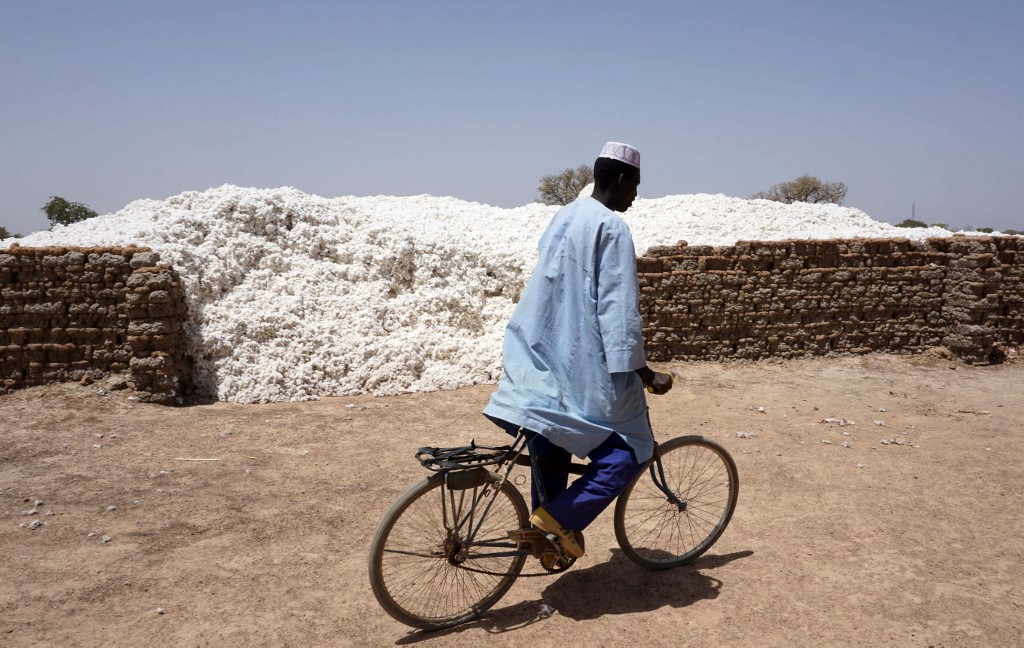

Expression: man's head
xmin=592 ymin=142 xmax=641 ymax=213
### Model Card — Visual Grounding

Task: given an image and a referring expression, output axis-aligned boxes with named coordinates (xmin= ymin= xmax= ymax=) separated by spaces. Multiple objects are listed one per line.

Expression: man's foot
xmin=529 ymin=507 xmax=584 ymax=558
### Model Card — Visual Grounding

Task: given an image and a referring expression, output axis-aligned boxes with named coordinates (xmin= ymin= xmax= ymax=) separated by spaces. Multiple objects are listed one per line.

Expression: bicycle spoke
xmin=615 ymin=438 xmax=738 ymax=567
xmin=372 ymin=476 xmax=528 ymax=627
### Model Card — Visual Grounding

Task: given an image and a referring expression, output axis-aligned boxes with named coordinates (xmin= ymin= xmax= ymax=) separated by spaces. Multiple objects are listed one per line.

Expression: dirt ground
xmin=1 ymin=352 xmax=1022 ymax=647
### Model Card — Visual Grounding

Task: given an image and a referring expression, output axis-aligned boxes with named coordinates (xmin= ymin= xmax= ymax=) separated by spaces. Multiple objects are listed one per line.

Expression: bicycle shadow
xmin=394 ymin=548 xmax=752 ymax=644
xmin=538 ymin=548 xmax=751 ymax=620
xmin=393 ymin=599 xmax=549 ymax=645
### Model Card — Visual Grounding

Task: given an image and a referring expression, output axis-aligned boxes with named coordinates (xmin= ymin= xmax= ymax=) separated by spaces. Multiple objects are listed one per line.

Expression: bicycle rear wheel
xmin=614 ymin=435 xmax=738 ymax=570
xmin=368 ymin=471 xmax=529 ymax=630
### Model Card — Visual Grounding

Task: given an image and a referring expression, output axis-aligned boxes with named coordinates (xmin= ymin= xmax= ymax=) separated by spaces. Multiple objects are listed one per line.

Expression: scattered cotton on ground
xmin=0 ymin=185 xmax=989 ymax=402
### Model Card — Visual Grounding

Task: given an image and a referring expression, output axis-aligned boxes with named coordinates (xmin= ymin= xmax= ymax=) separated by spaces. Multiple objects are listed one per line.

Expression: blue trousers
xmin=487 ymin=416 xmax=644 ymax=531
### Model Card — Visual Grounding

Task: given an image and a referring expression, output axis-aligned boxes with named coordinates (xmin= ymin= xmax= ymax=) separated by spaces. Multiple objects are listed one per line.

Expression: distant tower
xmin=912 ymin=203 xmax=916 ymax=219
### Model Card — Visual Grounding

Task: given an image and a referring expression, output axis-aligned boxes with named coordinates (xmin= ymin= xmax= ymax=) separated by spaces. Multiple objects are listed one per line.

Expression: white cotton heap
xmin=1 ymin=185 xmax=978 ymax=402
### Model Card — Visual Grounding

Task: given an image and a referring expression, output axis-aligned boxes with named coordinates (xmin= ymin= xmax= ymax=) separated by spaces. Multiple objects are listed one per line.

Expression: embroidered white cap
xmin=598 ymin=141 xmax=640 ymax=169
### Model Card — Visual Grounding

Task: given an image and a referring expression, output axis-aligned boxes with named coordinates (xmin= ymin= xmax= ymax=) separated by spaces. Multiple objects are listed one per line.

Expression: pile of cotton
xmin=1 ymin=185 xmax=966 ymax=402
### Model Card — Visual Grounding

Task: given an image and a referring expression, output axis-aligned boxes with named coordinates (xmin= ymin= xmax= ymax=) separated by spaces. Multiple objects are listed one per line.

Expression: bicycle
xmin=367 ymin=425 xmax=739 ymax=630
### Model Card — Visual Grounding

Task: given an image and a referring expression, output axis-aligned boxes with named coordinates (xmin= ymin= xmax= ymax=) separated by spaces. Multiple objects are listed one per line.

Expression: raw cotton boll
xmin=6 ymin=184 xmax=984 ymax=403
xmin=577 ymin=182 xmax=595 ymax=201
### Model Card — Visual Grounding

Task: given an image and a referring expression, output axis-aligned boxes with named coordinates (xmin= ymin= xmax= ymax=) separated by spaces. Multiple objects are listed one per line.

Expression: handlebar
xmin=646 ymin=370 xmax=678 ymax=394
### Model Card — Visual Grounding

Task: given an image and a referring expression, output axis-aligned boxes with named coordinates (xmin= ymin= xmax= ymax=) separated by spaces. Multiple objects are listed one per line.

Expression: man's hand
xmin=647 ymin=371 xmax=674 ymax=395
xmin=636 ymin=367 xmax=675 ymax=395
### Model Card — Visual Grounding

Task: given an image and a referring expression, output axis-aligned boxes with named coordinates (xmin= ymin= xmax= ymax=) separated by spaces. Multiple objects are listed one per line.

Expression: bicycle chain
xmin=453 ymin=562 xmax=560 ymax=578
xmin=451 ymin=536 xmax=576 ymax=578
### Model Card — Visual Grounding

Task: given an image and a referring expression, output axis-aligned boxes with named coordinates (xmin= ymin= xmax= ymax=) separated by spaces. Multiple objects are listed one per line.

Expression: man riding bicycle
xmin=484 ymin=141 xmax=673 ymax=559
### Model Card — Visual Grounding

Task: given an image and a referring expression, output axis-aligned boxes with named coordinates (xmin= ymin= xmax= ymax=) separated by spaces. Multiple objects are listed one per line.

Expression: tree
xmin=752 ymin=175 xmax=848 ymax=205
xmin=42 ymin=196 xmax=98 ymax=228
xmin=537 ymin=164 xmax=594 ymax=206
xmin=0 ymin=225 xmax=17 ymax=239
xmin=894 ymin=219 xmax=928 ymax=228
xmin=1005 ymin=229 xmax=1022 ymax=236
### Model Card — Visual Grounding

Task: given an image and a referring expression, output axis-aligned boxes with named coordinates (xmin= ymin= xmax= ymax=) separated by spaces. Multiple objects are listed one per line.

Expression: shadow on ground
xmin=396 ymin=549 xmax=752 ymax=644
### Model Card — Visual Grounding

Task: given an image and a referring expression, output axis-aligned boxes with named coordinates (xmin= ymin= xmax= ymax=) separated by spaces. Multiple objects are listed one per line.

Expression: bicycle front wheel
xmin=614 ymin=435 xmax=739 ymax=570
xmin=368 ymin=471 xmax=529 ymax=630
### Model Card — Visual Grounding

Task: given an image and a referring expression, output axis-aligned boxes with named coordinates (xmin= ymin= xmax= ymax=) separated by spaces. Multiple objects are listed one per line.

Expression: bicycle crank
xmin=507 ymin=527 xmax=585 ymax=573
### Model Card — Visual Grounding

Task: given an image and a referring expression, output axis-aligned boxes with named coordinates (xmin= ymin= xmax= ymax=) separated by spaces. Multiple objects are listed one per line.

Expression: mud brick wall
xmin=2 ymin=236 xmax=1020 ymax=404
xmin=0 ymin=246 xmax=192 ymax=404
xmin=941 ymin=237 xmax=1023 ymax=359
xmin=638 ymin=236 xmax=1022 ymax=364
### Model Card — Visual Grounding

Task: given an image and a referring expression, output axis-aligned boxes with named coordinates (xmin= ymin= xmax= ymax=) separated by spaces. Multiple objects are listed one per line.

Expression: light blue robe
xmin=483 ymin=197 xmax=653 ymax=462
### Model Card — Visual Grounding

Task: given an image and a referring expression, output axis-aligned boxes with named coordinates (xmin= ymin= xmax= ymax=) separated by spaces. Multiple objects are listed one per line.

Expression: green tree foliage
xmin=975 ymin=227 xmax=994 ymax=233
xmin=1005 ymin=229 xmax=1022 ymax=235
xmin=895 ymin=219 xmax=929 ymax=228
xmin=752 ymin=175 xmax=848 ymax=205
xmin=42 ymin=196 xmax=98 ymax=228
xmin=537 ymin=164 xmax=594 ymax=206
xmin=0 ymin=225 xmax=17 ymax=239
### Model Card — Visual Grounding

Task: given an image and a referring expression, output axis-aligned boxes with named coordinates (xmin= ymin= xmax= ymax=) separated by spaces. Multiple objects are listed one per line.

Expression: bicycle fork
xmin=649 ymin=454 xmax=687 ymax=511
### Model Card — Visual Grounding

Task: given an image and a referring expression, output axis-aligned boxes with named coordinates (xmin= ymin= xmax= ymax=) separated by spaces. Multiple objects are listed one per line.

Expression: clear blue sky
xmin=2 ymin=0 xmax=1022 ymax=235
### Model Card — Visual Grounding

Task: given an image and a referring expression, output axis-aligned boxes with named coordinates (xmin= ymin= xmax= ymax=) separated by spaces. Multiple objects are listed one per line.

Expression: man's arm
xmin=595 ymin=220 xmax=646 ymax=373
xmin=593 ymin=219 xmax=674 ymax=395
xmin=635 ymin=366 xmax=673 ymax=395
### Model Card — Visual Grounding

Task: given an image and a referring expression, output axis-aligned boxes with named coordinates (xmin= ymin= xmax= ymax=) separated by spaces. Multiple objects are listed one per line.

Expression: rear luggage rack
xmin=415 ymin=441 xmax=515 ymax=471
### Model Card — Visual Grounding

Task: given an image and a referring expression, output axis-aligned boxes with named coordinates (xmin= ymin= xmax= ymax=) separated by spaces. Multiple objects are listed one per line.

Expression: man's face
xmin=614 ymin=171 xmax=641 ymax=212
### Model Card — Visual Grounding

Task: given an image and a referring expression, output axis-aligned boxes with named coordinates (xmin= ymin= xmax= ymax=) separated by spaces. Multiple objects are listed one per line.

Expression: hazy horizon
xmin=3 ymin=1 xmax=1022 ymax=236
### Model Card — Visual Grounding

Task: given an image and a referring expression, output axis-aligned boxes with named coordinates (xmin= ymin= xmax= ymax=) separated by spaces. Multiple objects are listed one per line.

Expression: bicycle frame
xmin=433 ymin=428 xmax=683 ymax=563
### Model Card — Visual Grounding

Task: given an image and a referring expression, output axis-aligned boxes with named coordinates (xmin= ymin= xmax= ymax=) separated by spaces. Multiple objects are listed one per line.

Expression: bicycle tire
xmin=368 ymin=471 xmax=529 ymax=630
xmin=614 ymin=435 xmax=739 ymax=570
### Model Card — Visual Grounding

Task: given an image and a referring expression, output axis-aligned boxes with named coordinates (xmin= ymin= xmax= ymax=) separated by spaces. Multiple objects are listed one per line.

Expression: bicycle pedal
xmin=507 ymin=528 xmax=545 ymax=543
xmin=509 ymin=528 xmax=561 ymax=560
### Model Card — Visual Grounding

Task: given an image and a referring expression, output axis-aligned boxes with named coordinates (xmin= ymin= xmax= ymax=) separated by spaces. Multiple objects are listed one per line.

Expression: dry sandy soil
xmin=1 ymin=353 xmax=1021 ymax=647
